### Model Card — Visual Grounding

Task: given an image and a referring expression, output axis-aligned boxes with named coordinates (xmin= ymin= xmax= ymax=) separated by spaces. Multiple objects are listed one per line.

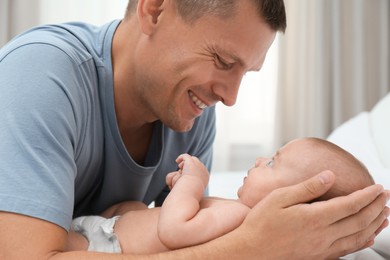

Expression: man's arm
xmin=0 ymin=212 xmax=165 ymax=260
xmin=1 ymin=171 xmax=388 ymax=260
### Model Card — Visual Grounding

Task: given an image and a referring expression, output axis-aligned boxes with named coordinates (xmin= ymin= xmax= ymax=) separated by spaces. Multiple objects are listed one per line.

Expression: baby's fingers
xmin=166 ymin=171 xmax=181 ymax=189
xmin=176 ymin=153 xmax=191 ymax=163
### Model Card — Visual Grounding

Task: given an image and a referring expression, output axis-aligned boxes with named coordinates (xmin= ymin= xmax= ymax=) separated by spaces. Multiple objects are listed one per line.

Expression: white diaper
xmin=71 ymin=215 xmax=122 ymax=253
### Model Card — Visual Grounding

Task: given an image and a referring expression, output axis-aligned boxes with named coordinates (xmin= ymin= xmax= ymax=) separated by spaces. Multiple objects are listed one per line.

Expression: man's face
xmin=135 ymin=0 xmax=276 ymax=132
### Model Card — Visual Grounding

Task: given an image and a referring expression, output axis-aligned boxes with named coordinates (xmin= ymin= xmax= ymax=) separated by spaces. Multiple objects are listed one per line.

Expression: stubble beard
xmin=164 ymin=103 xmax=195 ymax=132
xmin=140 ymin=76 xmax=195 ymax=132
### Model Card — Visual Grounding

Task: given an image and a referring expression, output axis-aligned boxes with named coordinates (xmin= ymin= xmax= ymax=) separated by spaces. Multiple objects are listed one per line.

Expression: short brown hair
xmin=125 ymin=0 xmax=286 ymax=33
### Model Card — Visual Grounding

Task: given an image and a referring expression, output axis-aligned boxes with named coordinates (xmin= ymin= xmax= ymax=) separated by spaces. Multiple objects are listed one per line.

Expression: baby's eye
xmin=266 ymin=159 xmax=274 ymax=167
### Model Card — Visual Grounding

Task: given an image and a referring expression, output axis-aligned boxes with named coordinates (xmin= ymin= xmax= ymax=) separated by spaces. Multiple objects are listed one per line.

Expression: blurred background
xmin=1 ymin=0 xmax=389 ymax=173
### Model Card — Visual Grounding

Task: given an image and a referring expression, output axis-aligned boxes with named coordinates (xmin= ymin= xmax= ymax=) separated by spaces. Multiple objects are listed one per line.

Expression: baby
xmin=67 ymin=137 xmax=374 ymax=254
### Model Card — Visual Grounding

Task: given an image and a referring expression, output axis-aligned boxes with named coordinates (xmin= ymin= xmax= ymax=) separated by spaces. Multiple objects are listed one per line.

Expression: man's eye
xmin=215 ymin=55 xmax=233 ymax=70
xmin=266 ymin=159 xmax=274 ymax=167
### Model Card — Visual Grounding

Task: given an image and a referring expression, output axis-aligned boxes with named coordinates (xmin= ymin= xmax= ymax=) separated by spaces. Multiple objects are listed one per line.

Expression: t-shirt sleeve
xmin=0 ymin=43 xmax=79 ymax=230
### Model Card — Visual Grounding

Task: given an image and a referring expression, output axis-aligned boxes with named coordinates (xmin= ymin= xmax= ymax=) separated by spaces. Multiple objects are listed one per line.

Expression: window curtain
xmin=0 ymin=0 xmax=127 ymax=47
xmin=275 ymin=0 xmax=390 ymax=148
xmin=0 ymin=0 xmax=41 ymax=47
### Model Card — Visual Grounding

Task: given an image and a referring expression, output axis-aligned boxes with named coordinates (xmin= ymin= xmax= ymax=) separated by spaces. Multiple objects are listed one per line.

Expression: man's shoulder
xmin=1 ymin=21 xmax=119 ymax=66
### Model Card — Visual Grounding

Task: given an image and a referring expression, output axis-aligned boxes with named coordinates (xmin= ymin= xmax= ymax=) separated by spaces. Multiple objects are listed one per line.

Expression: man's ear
xmin=137 ymin=0 xmax=165 ymax=35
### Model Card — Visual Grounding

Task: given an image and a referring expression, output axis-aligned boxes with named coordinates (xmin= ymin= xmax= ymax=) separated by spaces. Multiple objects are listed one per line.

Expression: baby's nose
xmin=254 ymin=157 xmax=267 ymax=167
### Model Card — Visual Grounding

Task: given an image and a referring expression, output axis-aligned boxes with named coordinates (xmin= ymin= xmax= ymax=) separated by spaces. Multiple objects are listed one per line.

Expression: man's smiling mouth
xmin=189 ymin=91 xmax=207 ymax=110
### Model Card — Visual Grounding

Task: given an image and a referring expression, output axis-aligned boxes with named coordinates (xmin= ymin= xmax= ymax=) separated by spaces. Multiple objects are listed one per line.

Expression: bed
xmin=209 ymin=92 xmax=390 ymax=259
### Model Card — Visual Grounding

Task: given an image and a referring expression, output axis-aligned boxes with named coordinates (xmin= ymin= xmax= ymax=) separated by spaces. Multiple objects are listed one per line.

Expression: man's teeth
xmin=189 ymin=91 xmax=207 ymax=110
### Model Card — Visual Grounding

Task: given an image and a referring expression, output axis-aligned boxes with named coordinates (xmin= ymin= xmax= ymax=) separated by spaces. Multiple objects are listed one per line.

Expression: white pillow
xmin=369 ymin=93 xmax=390 ymax=168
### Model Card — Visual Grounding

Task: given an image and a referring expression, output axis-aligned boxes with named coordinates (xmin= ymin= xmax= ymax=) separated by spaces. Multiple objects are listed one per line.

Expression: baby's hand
xmin=175 ymin=153 xmax=209 ymax=187
xmin=166 ymin=171 xmax=182 ymax=190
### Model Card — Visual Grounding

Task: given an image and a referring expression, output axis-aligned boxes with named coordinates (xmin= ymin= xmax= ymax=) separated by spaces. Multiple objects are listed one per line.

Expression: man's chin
xmin=169 ymin=120 xmax=195 ymax=133
xmin=173 ymin=124 xmax=194 ymax=133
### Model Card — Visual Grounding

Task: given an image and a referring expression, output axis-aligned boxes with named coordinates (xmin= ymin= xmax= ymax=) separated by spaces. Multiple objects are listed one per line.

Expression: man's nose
xmin=212 ymin=73 xmax=243 ymax=106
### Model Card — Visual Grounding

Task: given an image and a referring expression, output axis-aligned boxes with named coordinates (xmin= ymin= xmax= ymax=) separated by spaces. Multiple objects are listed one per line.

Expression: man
xmin=0 ymin=0 xmax=388 ymax=259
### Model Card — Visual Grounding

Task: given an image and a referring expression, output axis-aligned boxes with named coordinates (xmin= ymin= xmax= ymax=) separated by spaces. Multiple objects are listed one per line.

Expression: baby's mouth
xmin=189 ymin=91 xmax=207 ymax=110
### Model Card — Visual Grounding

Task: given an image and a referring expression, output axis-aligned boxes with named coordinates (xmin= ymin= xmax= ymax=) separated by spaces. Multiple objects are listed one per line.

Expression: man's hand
xmin=222 ymin=170 xmax=389 ymax=260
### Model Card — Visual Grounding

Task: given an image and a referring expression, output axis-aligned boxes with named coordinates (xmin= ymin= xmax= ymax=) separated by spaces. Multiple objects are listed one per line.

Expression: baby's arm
xmin=158 ymin=154 xmax=249 ymax=249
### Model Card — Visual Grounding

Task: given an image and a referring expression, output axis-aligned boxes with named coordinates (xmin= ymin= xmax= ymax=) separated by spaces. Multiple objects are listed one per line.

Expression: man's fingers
xmin=325 ymin=191 xmax=389 ymax=258
xmin=322 ymin=185 xmax=385 ymax=224
xmin=330 ymin=205 xmax=389 ymax=257
xmin=333 ymin=199 xmax=389 ymax=238
xmin=270 ymin=171 xmax=335 ymax=207
xmin=374 ymin=214 xmax=389 ymax=236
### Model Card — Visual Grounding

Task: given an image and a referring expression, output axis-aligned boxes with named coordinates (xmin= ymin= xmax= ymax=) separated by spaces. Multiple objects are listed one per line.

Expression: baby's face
xmin=237 ymin=139 xmax=315 ymax=208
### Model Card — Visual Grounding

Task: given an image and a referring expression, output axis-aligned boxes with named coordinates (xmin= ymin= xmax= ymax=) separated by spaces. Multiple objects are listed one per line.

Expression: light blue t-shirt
xmin=0 ymin=20 xmax=215 ymax=230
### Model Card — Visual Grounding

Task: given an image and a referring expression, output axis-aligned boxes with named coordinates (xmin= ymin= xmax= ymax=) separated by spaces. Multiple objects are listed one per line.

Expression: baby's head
xmin=237 ymin=137 xmax=374 ymax=208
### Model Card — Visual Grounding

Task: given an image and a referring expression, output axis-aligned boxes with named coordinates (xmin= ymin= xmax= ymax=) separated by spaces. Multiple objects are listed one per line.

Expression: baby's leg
xmin=65 ymin=230 xmax=88 ymax=251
